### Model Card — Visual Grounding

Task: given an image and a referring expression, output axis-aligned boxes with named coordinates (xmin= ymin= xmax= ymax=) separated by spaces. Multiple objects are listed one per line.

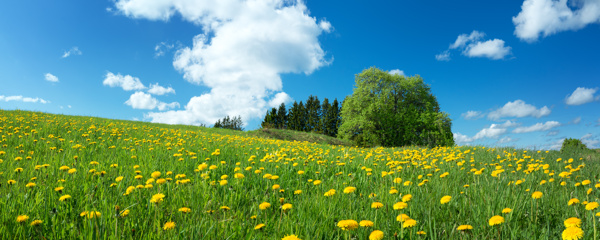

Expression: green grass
xmin=0 ymin=109 xmax=599 ymax=240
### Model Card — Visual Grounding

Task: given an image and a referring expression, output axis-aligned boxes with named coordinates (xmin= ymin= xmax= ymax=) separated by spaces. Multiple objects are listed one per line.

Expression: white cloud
xmin=549 ymin=138 xmax=565 ymax=150
xmin=461 ymin=110 xmax=482 ymax=120
xmin=154 ymin=42 xmax=175 ymax=57
xmin=268 ymin=92 xmax=292 ymax=108
xmin=115 ymin=0 xmax=331 ymax=126
xmin=147 ymin=83 xmax=176 ymax=95
xmin=0 ymin=95 xmax=49 ymax=104
xmin=438 ymin=31 xmax=511 ymax=60
xmin=497 ymin=137 xmax=518 ymax=144
xmin=570 ymin=116 xmax=582 ymax=124
xmin=450 ymin=31 xmax=485 ymax=49
xmin=513 ymin=0 xmax=600 ymax=42
xmin=463 ymin=39 xmax=512 ymax=60
xmin=498 ymin=120 xmax=520 ymax=128
xmin=565 ymin=87 xmax=599 ymax=105
xmin=435 ymin=51 xmax=451 ymax=61
xmin=103 ymin=72 xmax=146 ymax=91
xmin=581 ymin=133 xmax=599 ymax=148
xmin=473 ymin=124 xmax=507 ymax=139
xmin=45 ymin=73 xmax=59 ymax=82
xmin=488 ymin=100 xmax=551 ymax=120
xmin=389 ymin=69 xmax=405 ymax=76
xmin=62 ymin=46 xmax=82 ymax=58
xmin=453 ymin=132 xmax=473 ymax=145
xmin=513 ymin=121 xmax=560 ymax=133
xmin=125 ymin=91 xmax=179 ymax=111
xmin=546 ymin=130 xmax=559 ymax=136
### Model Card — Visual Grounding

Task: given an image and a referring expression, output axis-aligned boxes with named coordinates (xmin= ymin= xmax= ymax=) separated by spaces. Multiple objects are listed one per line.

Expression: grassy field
xmin=1 ymin=109 xmax=599 ymax=240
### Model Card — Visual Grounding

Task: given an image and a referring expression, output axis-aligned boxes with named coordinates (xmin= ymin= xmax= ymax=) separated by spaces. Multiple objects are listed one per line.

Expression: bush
xmin=560 ymin=138 xmax=589 ymax=153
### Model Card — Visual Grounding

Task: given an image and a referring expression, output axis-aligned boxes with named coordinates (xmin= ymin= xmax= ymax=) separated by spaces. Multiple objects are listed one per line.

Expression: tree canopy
xmin=338 ymin=67 xmax=454 ymax=147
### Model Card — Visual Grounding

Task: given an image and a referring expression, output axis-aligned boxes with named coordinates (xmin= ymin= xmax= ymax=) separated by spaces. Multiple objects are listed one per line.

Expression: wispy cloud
xmin=0 ymin=95 xmax=49 ymax=104
xmin=62 ymin=46 xmax=82 ymax=58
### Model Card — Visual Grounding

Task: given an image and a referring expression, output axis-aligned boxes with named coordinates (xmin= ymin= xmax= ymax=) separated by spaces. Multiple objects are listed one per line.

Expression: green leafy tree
xmin=338 ymin=67 xmax=454 ymax=147
xmin=560 ymin=138 xmax=591 ymax=153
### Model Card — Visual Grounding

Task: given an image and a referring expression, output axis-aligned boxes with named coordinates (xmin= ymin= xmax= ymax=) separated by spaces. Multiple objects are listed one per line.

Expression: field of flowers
xmin=0 ymin=110 xmax=599 ymax=239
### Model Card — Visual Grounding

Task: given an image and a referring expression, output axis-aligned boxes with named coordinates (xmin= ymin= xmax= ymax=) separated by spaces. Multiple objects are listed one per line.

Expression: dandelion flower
xmin=389 ymin=189 xmax=399 ymax=194
xmin=220 ymin=206 xmax=230 ymax=211
xmin=324 ymin=189 xmax=336 ymax=197
xmin=120 ymin=209 xmax=130 ymax=217
xmin=343 ymin=186 xmax=356 ymax=193
xmin=272 ymin=184 xmax=280 ymax=190
xmin=337 ymin=220 xmax=359 ymax=230
xmin=371 ymin=202 xmax=384 ymax=209
xmin=26 ymin=182 xmax=36 ymax=188
xmin=417 ymin=231 xmax=426 ymax=235
xmin=179 ymin=207 xmax=191 ymax=213
xmin=59 ymin=195 xmax=71 ymax=202
xmin=7 ymin=180 xmax=16 ymax=185
xmin=30 ymin=220 xmax=42 ymax=226
xmin=393 ymin=202 xmax=408 ymax=210
xmin=150 ymin=193 xmax=165 ymax=204
xmin=562 ymin=226 xmax=584 ymax=240
xmin=440 ymin=195 xmax=451 ymax=204
xmin=313 ymin=180 xmax=322 ymax=185
xmin=16 ymin=215 xmax=29 ymax=223
xmin=532 ymin=191 xmax=543 ymax=199
xmin=294 ymin=190 xmax=302 ymax=195
xmin=163 ymin=221 xmax=175 ymax=230
xmin=582 ymin=180 xmax=591 ymax=185
xmin=359 ymin=220 xmax=374 ymax=227
xmin=259 ymin=202 xmax=271 ymax=210
xmin=369 ymin=230 xmax=384 ymax=240
xmin=151 ymin=171 xmax=161 ymax=179
xmin=585 ymin=202 xmax=599 ymax=211
xmin=396 ymin=214 xmax=410 ymax=222
xmin=402 ymin=194 xmax=412 ymax=202
xmin=282 ymin=203 xmax=292 ymax=211
xmin=564 ymin=217 xmax=581 ymax=228
xmin=457 ymin=225 xmax=473 ymax=231
xmin=254 ymin=223 xmax=265 ymax=230
xmin=568 ymin=198 xmax=580 ymax=206
xmin=502 ymin=208 xmax=512 ymax=214
xmin=402 ymin=219 xmax=417 ymax=228
xmin=489 ymin=215 xmax=504 ymax=226
xmin=282 ymin=234 xmax=301 ymax=240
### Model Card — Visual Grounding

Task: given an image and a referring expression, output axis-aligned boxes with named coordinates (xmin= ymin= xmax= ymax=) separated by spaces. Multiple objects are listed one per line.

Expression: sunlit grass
xmin=0 ymin=110 xmax=598 ymax=239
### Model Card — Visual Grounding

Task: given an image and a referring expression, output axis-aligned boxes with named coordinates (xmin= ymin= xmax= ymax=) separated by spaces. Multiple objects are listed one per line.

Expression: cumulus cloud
xmin=154 ymin=42 xmax=175 ymax=57
xmin=473 ymin=124 xmax=507 ymax=139
xmin=497 ymin=137 xmax=518 ymax=144
xmin=115 ymin=0 xmax=331 ymax=126
xmin=453 ymin=132 xmax=473 ymax=145
xmin=125 ymin=91 xmax=179 ymax=110
xmin=45 ymin=73 xmax=59 ymax=82
xmin=435 ymin=51 xmax=451 ymax=61
xmin=513 ymin=0 xmax=600 ymax=42
xmin=488 ymin=100 xmax=551 ymax=120
xmin=565 ymin=87 xmax=599 ymax=105
xmin=513 ymin=121 xmax=560 ymax=133
xmin=581 ymin=133 xmax=599 ymax=148
xmin=0 ymin=95 xmax=49 ymax=104
xmin=103 ymin=72 xmax=146 ymax=91
xmin=389 ymin=69 xmax=405 ymax=76
xmin=147 ymin=83 xmax=176 ymax=95
xmin=62 ymin=46 xmax=82 ymax=58
xmin=462 ymin=110 xmax=482 ymax=120
xmin=437 ymin=31 xmax=511 ymax=61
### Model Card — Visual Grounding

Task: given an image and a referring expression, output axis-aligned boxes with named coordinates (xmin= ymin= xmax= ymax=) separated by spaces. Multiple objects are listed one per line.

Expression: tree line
xmin=261 ymin=96 xmax=342 ymax=137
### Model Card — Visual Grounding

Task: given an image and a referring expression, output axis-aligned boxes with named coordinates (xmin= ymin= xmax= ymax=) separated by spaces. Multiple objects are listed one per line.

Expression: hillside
xmin=1 ymin=109 xmax=599 ymax=239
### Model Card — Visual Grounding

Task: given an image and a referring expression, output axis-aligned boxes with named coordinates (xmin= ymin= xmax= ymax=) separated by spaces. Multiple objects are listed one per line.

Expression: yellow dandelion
xmin=568 ymin=198 xmax=580 ymax=206
xmin=282 ymin=203 xmax=292 ymax=211
xmin=313 ymin=180 xmax=322 ymax=185
xmin=282 ymin=234 xmax=301 ymax=240
xmin=489 ymin=215 xmax=504 ymax=226
xmin=371 ymin=202 xmax=384 ymax=209
xmin=402 ymin=194 xmax=412 ymax=202
xmin=585 ymin=202 xmax=599 ymax=211
xmin=396 ymin=214 xmax=410 ymax=222
xmin=402 ymin=219 xmax=417 ymax=228
xmin=457 ymin=225 xmax=473 ymax=231
xmin=324 ymin=189 xmax=336 ymax=197
xmin=359 ymin=220 xmax=374 ymax=227
xmin=26 ymin=182 xmax=36 ymax=188
xmin=532 ymin=191 xmax=543 ymax=199
xmin=564 ymin=217 xmax=581 ymax=228
xmin=179 ymin=207 xmax=191 ymax=213
xmin=294 ymin=190 xmax=302 ymax=195
xmin=502 ymin=208 xmax=512 ymax=214
xmin=219 ymin=180 xmax=228 ymax=186
xmin=254 ymin=223 xmax=265 ymax=230
xmin=369 ymin=230 xmax=384 ymax=240
xmin=337 ymin=219 xmax=359 ymax=231
xmin=150 ymin=193 xmax=165 ymax=204
xmin=151 ymin=171 xmax=161 ymax=179
xmin=120 ymin=209 xmax=130 ymax=217
xmin=393 ymin=202 xmax=408 ymax=210
xmin=417 ymin=231 xmax=426 ymax=235
xmin=343 ymin=186 xmax=356 ymax=193
xmin=259 ymin=202 xmax=271 ymax=210
xmin=16 ymin=215 xmax=29 ymax=223
xmin=272 ymin=184 xmax=280 ymax=190
xmin=30 ymin=220 xmax=43 ymax=226
xmin=440 ymin=195 xmax=451 ymax=204
xmin=562 ymin=226 xmax=584 ymax=240
xmin=163 ymin=221 xmax=176 ymax=230
xmin=115 ymin=176 xmax=123 ymax=182
xmin=59 ymin=195 xmax=71 ymax=202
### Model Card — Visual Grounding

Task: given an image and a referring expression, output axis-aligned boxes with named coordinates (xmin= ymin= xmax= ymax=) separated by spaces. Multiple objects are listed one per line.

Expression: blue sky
xmin=1 ymin=0 xmax=599 ymax=150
